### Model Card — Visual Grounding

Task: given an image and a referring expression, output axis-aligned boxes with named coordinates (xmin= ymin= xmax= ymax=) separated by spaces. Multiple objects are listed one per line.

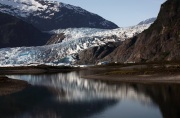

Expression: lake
xmin=1 ymin=71 xmax=180 ymax=118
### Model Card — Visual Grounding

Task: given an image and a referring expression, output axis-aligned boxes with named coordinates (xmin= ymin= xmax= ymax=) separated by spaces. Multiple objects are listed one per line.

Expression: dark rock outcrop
xmin=0 ymin=12 xmax=51 ymax=48
xmin=46 ymin=33 xmax=65 ymax=45
xmin=76 ymin=42 xmax=121 ymax=65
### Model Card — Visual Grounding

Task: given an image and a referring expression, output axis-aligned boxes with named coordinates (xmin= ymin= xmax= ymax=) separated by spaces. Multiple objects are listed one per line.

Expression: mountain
xmin=0 ymin=0 xmax=118 ymax=31
xmin=100 ymin=0 xmax=180 ymax=63
xmin=138 ymin=18 xmax=156 ymax=25
xmin=0 ymin=12 xmax=50 ymax=48
xmin=0 ymin=24 xmax=150 ymax=66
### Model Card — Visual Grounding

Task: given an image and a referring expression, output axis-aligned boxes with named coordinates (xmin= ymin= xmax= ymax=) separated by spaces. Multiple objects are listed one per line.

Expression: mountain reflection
xmin=3 ymin=72 xmax=180 ymax=118
xmin=8 ymin=72 xmax=152 ymax=104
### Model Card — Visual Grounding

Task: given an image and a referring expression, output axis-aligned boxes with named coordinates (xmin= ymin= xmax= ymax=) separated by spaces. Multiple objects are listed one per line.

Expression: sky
xmin=58 ymin=0 xmax=165 ymax=27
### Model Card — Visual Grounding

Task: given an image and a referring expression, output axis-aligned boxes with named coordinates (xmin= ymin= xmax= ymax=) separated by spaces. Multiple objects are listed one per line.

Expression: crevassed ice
xmin=0 ymin=24 xmax=151 ymax=66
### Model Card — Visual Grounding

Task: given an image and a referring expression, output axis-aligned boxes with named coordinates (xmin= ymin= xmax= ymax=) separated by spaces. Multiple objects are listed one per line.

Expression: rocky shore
xmin=0 ymin=76 xmax=29 ymax=96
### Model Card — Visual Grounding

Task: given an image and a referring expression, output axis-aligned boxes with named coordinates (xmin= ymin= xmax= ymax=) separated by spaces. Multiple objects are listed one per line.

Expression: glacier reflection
xmin=8 ymin=72 xmax=152 ymax=104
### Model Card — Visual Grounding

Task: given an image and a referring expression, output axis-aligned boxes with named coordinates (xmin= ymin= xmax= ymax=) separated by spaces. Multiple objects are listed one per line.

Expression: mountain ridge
xmin=138 ymin=17 xmax=156 ymax=25
xmin=0 ymin=0 xmax=118 ymax=31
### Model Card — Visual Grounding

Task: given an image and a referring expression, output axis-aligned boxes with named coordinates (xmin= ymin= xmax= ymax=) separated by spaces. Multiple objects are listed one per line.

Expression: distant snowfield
xmin=0 ymin=0 xmax=76 ymax=18
xmin=0 ymin=0 xmax=91 ymax=18
xmin=0 ymin=24 xmax=151 ymax=66
xmin=0 ymin=0 xmax=48 ymax=17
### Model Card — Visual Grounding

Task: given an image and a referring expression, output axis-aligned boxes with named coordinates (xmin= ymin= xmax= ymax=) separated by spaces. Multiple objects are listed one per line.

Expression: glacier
xmin=0 ymin=24 xmax=151 ymax=66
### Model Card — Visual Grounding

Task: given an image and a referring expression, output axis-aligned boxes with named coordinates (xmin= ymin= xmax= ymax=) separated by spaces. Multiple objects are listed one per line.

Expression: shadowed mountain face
xmin=0 ymin=0 xmax=118 ymax=31
xmin=103 ymin=0 xmax=180 ymax=63
xmin=0 ymin=12 xmax=51 ymax=48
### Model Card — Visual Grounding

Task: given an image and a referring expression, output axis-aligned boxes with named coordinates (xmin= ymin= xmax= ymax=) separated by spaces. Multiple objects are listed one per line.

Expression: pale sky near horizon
xmin=58 ymin=0 xmax=165 ymax=27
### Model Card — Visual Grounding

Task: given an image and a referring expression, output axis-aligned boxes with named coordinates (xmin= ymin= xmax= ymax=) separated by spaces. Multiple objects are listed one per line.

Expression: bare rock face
xmin=76 ymin=42 xmax=121 ymax=65
xmin=103 ymin=0 xmax=180 ymax=63
xmin=46 ymin=33 xmax=65 ymax=45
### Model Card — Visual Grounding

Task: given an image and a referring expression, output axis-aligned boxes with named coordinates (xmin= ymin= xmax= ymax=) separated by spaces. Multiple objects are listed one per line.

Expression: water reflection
xmin=8 ymin=72 xmax=152 ymax=104
xmin=0 ymin=86 xmax=117 ymax=118
xmin=1 ymin=72 xmax=179 ymax=118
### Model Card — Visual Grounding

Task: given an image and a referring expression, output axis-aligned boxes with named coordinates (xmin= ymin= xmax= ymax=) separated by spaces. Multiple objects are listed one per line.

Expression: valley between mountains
xmin=0 ymin=1 xmax=180 ymax=118
xmin=0 ymin=0 xmax=179 ymax=80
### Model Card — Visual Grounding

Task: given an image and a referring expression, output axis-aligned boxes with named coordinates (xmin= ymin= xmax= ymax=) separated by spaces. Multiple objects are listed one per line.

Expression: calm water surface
xmin=1 ymin=71 xmax=180 ymax=118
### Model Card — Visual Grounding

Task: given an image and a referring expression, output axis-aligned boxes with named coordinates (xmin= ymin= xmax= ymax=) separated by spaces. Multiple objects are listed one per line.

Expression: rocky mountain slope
xmin=101 ymin=0 xmax=180 ymax=63
xmin=0 ymin=0 xmax=118 ymax=31
xmin=76 ymin=42 xmax=121 ymax=65
xmin=0 ymin=12 xmax=50 ymax=48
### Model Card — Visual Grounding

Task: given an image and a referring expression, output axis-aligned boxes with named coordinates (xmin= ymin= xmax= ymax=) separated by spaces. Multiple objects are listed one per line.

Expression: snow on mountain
xmin=0 ymin=0 xmax=118 ymax=30
xmin=138 ymin=17 xmax=156 ymax=25
xmin=0 ymin=24 xmax=151 ymax=66
xmin=0 ymin=0 xmax=48 ymax=17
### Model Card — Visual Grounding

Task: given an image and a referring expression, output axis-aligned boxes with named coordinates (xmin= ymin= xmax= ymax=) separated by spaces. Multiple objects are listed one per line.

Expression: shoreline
xmin=83 ymin=74 xmax=180 ymax=84
xmin=0 ymin=63 xmax=180 ymax=85
xmin=0 ymin=76 xmax=29 ymax=96
xmin=81 ymin=63 xmax=180 ymax=84
xmin=0 ymin=65 xmax=79 ymax=75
